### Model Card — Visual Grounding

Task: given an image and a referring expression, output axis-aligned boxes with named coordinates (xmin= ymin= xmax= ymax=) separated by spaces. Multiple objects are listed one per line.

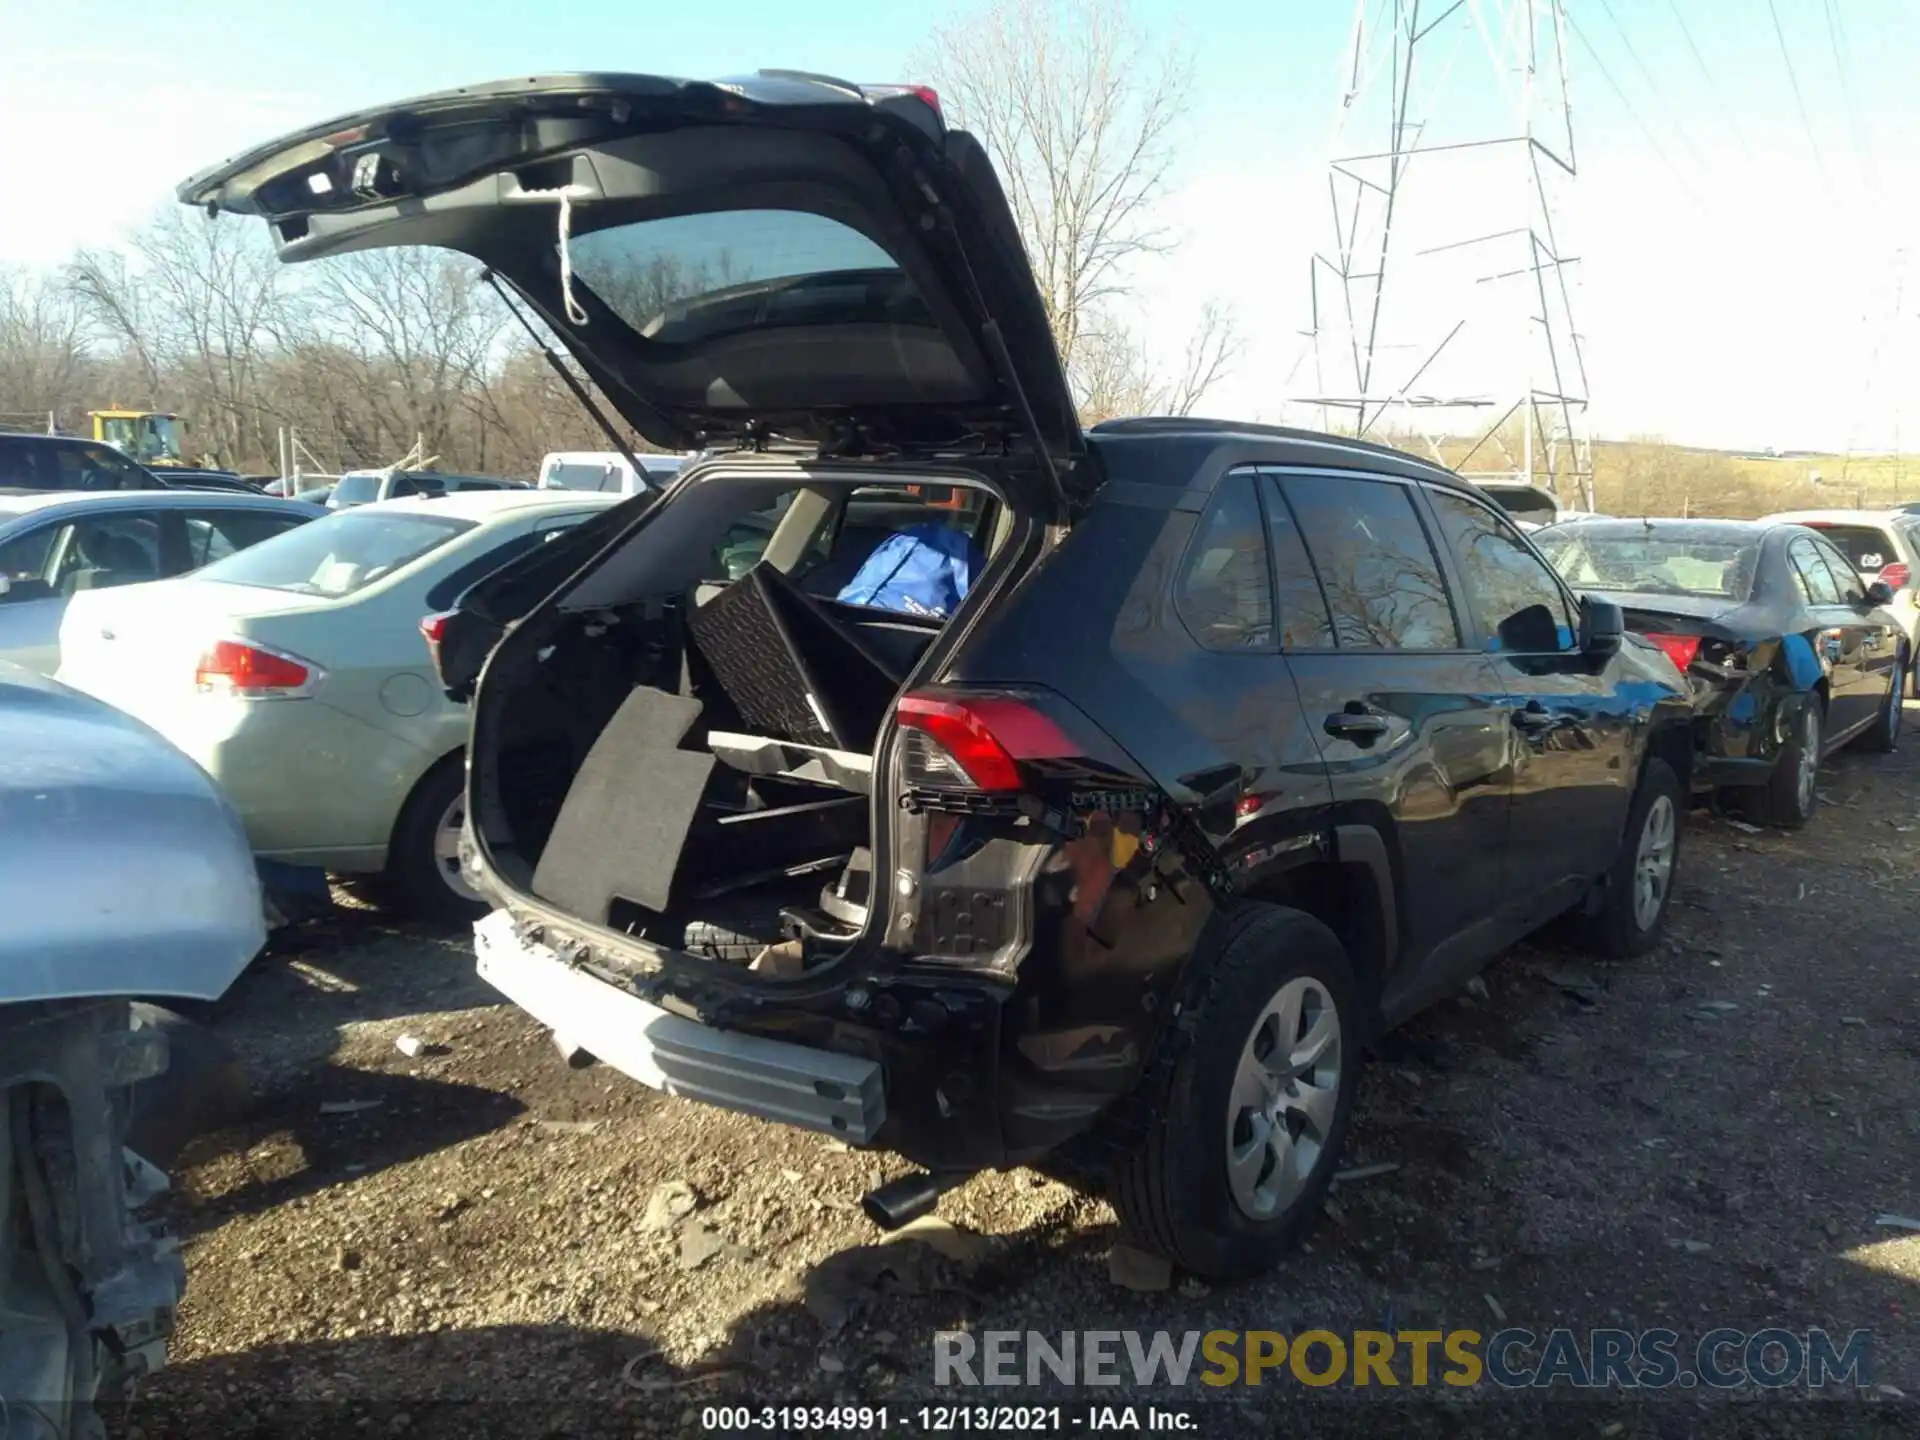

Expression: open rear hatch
xmin=182 ymin=72 xmax=1099 ymax=982
xmin=177 ymin=71 xmax=1084 ymax=495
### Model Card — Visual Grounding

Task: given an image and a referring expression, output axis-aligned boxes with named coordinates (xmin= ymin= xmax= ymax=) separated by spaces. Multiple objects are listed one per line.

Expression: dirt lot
xmin=109 ymin=721 xmax=1920 ymax=1439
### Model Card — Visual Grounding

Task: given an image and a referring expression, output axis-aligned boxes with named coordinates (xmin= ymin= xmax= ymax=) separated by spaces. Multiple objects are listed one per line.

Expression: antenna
xmin=1292 ymin=0 xmax=1594 ymax=510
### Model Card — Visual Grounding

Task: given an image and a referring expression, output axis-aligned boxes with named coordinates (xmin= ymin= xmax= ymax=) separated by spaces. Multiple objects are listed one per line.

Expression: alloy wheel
xmin=1225 ymin=977 xmax=1343 ymax=1220
xmin=1632 ymin=793 xmax=1677 ymax=932
xmin=432 ymin=792 xmax=485 ymax=904
xmin=1796 ymin=707 xmax=1821 ymax=816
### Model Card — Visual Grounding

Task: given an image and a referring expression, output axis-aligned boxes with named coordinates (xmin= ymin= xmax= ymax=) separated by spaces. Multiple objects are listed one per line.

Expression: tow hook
xmin=860 ymin=1170 xmax=971 ymax=1230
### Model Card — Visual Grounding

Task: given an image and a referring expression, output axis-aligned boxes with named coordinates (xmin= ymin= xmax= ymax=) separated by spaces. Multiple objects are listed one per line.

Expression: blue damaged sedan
xmin=1535 ymin=517 xmax=1908 ymax=829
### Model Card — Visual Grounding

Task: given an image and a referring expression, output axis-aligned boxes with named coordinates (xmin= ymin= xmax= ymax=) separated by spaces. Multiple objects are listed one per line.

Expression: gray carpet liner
xmin=531 ymin=688 xmax=710 ymax=921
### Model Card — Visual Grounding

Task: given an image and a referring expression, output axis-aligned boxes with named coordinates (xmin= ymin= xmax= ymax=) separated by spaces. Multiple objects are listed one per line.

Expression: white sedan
xmin=56 ymin=490 xmax=622 ymax=919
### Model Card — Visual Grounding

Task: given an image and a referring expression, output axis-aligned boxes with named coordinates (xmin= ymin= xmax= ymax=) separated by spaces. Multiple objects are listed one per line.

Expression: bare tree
xmin=920 ymin=0 xmax=1183 ymax=367
xmin=920 ymin=0 xmax=1241 ymax=418
xmin=0 ymin=268 xmax=95 ymax=427
xmin=1074 ymin=301 xmax=1242 ymax=425
xmin=69 ymin=209 xmax=295 ymax=466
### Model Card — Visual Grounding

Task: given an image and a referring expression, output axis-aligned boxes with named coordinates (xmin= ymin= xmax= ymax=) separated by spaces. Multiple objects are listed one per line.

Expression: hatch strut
xmin=927 ymin=199 xmax=1066 ymax=510
xmin=482 ymin=269 xmax=650 ymax=481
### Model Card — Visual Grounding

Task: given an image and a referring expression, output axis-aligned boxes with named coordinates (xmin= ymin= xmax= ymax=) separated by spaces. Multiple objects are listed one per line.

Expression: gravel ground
xmin=107 ymin=721 xmax=1920 ymax=1439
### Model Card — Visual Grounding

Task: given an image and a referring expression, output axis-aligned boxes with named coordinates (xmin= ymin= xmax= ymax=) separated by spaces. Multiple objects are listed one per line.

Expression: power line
xmin=1563 ymin=12 xmax=1707 ymax=217
xmin=1823 ymin=0 xmax=1878 ymax=189
xmin=1666 ymin=0 xmax=1752 ymax=162
xmin=1766 ymin=0 xmax=1837 ymax=204
xmin=1592 ymin=0 xmax=1708 ymax=171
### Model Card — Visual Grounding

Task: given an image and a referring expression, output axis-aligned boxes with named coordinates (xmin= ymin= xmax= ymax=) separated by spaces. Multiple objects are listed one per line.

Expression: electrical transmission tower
xmin=1294 ymin=0 xmax=1594 ymax=509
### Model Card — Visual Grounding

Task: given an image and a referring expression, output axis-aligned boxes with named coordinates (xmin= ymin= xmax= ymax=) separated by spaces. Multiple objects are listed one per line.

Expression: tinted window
xmin=1427 ymin=489 xmax=1574 ymax=652
xmin=1803 ymin=524 xmax=1899 ymax=575
xmin=0 ymin=438 xmax=55 ymax=488
xmin=63 ymin=445 xmax=159 ymax=491
xmin=195 ymin=510 xmax=475 ymax=597
xmin=1814 ymin=541 xmax=1864 ymax=601
xmin=1788 ymin=538 xmax=1844 ymax=605
xmin=0 ymin=523 xmax=59 ymax=600
xmin=183 ymin=509 xmax=311 ymax=568
xmin=1175 ymin=473 xmax=1273 ymax=649
xmin=48 ymin=515 xmax=162 ymax=593
xmin=569 ymin=210 xmax=924 ymax=348
xmin=1257 ymin=474 xmax=1335 ymax=648
xmin=1280 ymin=475 xmax=1460 ymax=650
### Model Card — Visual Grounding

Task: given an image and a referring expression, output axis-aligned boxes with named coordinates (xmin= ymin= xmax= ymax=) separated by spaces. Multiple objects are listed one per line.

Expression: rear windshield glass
xmin=330 ymin=473 xmax=383 ymax=505
xmin=568 ymin=209 xmax=928 ymax=347
xmin=544 ymin=461 xmax=627 ymax=492
xmin=1800 ymin=524 xmax=1900 ymax=573
xmin=1535 ymin=529 xmax=1760 ymax=600
xmin=194 ymin=511 xmax=475 ymax=597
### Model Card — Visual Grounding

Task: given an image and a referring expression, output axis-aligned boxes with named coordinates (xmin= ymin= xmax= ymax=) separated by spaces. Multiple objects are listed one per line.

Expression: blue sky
xmin=6 ymin=0 xmax=1920 ymax=452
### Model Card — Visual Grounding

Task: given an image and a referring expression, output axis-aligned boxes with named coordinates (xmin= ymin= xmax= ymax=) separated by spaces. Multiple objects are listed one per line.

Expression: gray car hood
xmin=0 ymin=662 xmax=264 ymax=1003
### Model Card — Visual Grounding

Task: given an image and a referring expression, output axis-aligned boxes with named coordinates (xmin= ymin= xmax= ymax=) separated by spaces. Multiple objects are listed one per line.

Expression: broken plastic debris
xmin=1333 ymin=1161 xmax=1401 ymax=1184
xmin=319 ymin=1099 xmax=383 ymax=1116
xmin=1873 ymin=1214 xmax=1920 ymax=1231
xmin=1484 ymin=1294 xmax=1507 ymax=1324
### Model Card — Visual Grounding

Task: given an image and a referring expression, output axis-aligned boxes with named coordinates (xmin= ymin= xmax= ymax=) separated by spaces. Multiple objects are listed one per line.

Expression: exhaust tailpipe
xmin=861 ymin=1170 xmax=968 ymax=1230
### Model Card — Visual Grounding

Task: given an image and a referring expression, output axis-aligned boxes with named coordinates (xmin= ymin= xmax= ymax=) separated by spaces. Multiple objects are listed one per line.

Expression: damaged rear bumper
xmin=473 ymin=908 xmax=888 ymax=1143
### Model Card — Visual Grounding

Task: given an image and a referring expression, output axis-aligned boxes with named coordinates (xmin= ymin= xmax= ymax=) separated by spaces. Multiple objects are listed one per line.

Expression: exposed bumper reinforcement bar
xmin=473 ymin=909 xmax=887 ymax=1143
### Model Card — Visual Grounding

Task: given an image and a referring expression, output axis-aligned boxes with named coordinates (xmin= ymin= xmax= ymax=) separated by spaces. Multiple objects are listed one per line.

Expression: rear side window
xmin=1257 ymin=474 xmax=1335 ymax=648
xmin=1279 ymin=474 xmax=1460 ymax=650
xmin=1426 ymin=489 xmax=1574 ymax=652
xmin=1175 ymin=473 xmax=1273 ymax=649
xmin=1813 ymin=540 xmax=1864 ymax=600
xmin=1788 ymin=537 xmax=1844 ymax=606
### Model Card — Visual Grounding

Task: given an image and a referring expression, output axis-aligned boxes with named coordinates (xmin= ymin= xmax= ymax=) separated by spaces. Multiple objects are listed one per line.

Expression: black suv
xmin=0 ymin=433 xmax=168 ymax=492
xmin=187 ymin=72 xmax=1695 ymax=1277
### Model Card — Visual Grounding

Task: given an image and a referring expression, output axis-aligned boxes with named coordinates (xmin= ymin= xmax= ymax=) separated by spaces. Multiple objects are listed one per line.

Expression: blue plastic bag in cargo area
xmin=835 ymin=523 xmax=983 ymax=619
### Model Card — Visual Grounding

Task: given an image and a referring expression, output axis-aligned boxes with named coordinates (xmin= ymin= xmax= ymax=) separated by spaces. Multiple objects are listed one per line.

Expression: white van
xmin=537 ymin=451 xmax=690 ymax=496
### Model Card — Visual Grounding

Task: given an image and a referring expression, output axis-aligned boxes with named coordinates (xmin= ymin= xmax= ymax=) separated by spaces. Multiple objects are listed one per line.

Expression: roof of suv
xmin=1086 ymin=418 xmax=1465 ymax=490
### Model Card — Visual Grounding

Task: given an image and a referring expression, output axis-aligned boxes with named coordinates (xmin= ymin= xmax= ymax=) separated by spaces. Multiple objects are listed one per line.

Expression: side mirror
xmin=1579 ymin=594 xmax=1623 ymax=658
xmin=1863 ymin=580 xmax=1895 ymax=607
xmin=0 ymin=574 xmax=11 ymax=600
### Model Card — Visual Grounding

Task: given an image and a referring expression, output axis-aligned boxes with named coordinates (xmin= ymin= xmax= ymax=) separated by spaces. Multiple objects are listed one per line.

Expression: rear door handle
xmin=1512 ymin=703 xmax=1556 ymax=733
xmin=1324 ymin=708 xmax=1390 ymax=741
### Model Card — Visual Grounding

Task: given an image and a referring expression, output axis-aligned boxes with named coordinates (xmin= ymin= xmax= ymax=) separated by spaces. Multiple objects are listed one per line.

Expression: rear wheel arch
xmin=1236 ymin=831 xmax=1396 ymax=1037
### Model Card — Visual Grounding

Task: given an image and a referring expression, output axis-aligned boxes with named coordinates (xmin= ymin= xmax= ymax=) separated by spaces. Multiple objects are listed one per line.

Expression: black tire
xmin=385 ymin=755 xmax=489 ymax=923
xmin=1577 ymin=755 xmax=1684 ymax=959
xmin=1739 ymin=697 xmax=1822 ymax=830
xmin=1110 ymin=905 xmax=1362 ymax=1279
xmin=1856 ymin=655 xmax=1904 ymax=755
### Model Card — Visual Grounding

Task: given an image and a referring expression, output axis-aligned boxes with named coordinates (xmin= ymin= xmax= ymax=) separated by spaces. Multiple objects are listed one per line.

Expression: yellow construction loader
xmin=89 ymin=409 xmax=189 ymax=468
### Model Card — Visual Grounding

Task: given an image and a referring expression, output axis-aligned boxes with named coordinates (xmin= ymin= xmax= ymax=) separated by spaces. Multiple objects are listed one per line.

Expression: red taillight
xmin=1880 ymin=562 xmax=1911 ymax=590
xmin=1647 ymin=633 xmax=1702 ymax=671
xmin=421 ymin=612 xmax=451 ymax=645
xmin=895 ymin=692 xmax=1075 ymax=791
xmin=864 ymin=83 xmax=942 ymax=119
xmin=194 ymin=639 xmax=313 ymax=696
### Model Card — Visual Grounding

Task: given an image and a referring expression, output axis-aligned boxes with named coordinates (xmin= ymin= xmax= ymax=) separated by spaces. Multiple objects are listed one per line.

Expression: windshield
xmin=1535 ymin=528 xmax=1760 ymax=600
xmin=1800 ymin=524 xmax=1902 ymax=574
xmin=194 ymin=510 xmax=475 ymax=597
